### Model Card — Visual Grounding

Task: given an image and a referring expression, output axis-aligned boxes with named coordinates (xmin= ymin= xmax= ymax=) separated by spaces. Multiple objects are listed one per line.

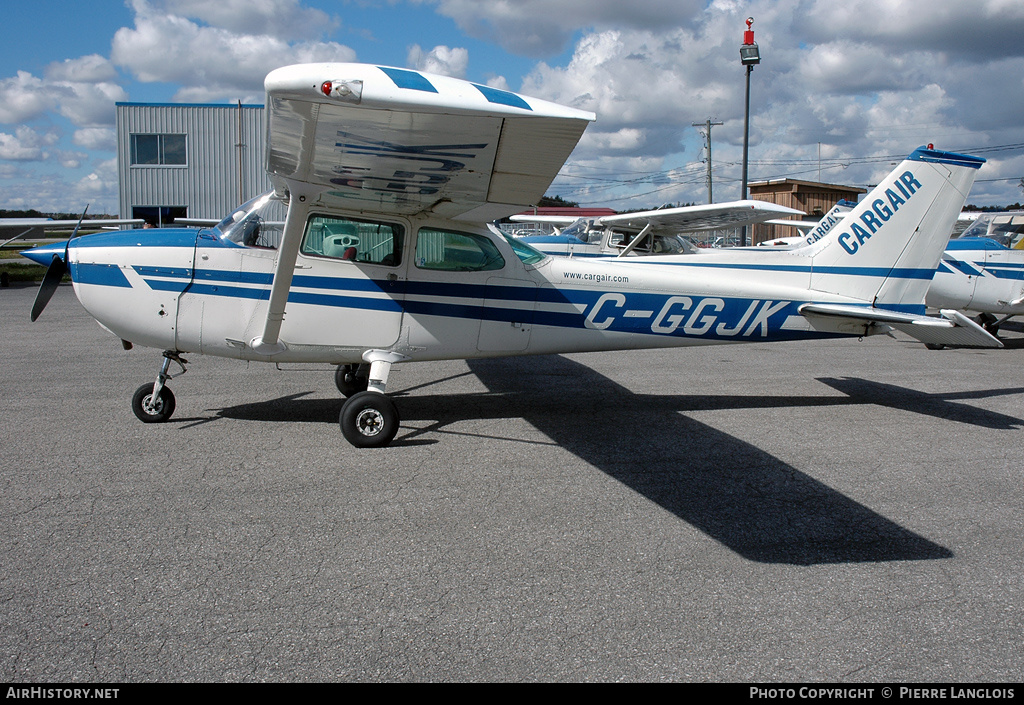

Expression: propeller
xmin=30 ymin=254 xmax=69 ymax=322
xmin=29 ymin=205 xmax=87 ymax=322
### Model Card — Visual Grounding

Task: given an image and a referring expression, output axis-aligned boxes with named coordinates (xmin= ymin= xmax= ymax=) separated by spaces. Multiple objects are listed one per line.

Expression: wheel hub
xmin=355 ymin=408 xmax=385 ymax=436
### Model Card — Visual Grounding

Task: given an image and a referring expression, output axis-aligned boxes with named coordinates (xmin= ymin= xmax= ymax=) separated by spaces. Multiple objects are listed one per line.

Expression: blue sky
xmin=2 ymin=0 xmax=1023 ymax=214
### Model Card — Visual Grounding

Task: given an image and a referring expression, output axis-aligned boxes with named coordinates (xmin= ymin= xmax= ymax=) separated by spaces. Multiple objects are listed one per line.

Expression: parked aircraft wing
xmin=263 ymin=63 xmax=595 ymax=223
xmin=508 ymin=214 xmax=583 ymax=225
xmin=511 ymin=201 xmax=804 ymax=234
xmin=597 ymin=201 xmax=804 ymax=235
xmin=1 ymin=218 xmax=145 ymax=246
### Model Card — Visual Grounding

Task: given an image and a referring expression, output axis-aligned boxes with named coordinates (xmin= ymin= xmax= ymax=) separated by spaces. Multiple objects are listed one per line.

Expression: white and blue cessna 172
xmin=23 ymin=62 xmax=999 ymax=448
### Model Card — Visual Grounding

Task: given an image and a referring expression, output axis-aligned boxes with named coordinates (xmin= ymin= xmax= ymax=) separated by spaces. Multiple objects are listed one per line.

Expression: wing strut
xmin=250 ymin=186 xmax=314 ymax=355
xmin=618 ymin=223 xmax=653 ymax=257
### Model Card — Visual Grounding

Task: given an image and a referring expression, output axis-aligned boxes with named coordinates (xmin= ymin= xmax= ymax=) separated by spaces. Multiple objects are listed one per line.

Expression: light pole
xmin=740 ymin=17 xmax=760 ymax=246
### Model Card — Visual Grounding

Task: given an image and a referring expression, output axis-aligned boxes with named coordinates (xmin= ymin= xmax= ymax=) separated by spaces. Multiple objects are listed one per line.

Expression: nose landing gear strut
xmin=131 ymin=350 xmax=188 ymax=423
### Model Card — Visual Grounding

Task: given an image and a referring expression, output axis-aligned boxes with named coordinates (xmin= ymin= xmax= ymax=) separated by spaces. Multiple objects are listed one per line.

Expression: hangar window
xmin=131 ymin=134 xmax=187 ymax=166
xmin=302 ymin=215 xmax=404 ymax=266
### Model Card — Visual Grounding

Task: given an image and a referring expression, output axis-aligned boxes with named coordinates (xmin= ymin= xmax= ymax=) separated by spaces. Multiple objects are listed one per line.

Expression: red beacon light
xmin=740 ymin=17 xmax=760 ymax=66
xmin=319 ymin=79 xmax=362 ymax=103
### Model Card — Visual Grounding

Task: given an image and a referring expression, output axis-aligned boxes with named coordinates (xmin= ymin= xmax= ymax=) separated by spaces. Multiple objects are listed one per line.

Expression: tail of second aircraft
xmin=793 ymin=146 xmax=1002 ymax=347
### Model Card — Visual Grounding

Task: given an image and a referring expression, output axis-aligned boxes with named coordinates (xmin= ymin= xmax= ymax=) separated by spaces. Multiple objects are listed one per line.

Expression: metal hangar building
xmin=115 ymin=102 xmax=270 ymax=226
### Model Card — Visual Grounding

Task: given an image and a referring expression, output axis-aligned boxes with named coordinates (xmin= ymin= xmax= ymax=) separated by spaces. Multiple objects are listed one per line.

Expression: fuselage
xmin=926 ymin=237 xmax=1024 ymax=315
xmin=26 ymin=204 xmax=898 ymax=366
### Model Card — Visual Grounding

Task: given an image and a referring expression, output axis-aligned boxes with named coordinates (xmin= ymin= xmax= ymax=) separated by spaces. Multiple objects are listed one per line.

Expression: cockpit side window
xmin=301 ymin=215 xmax=404 ymax=266
xmin=415 ymin=228 xmax=505 ymax=271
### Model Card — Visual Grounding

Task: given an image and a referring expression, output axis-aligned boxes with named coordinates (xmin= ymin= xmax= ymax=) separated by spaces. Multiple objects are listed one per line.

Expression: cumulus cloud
xmin=141 ymin=0 xmax=340 ymax=42
xmin=0 ymin=72 xmax=55 ymax=124
xmin=796 ymin=0 xmax=1024 ymax=60
xmin=418 ymin=0 xmax=706 ymax=57
xmin=55 ymin=81 xmax=128 ymax=127
xmin=0 ymin=126 xmax=60 ymax=161
xmin=407 ymin=45 xmax=469 ymax=77
xmin=0 ymin=60 xmax=126 ymax=131
xmin=3 ymin=0 xmax=1024 ymax=209
xmin=511 ymin=0 xmax=1024 ymax=206
xmin=45 ymin=55 xmax=119 ymax=83
xmin=73 ymin=128 xmax=117 ymax=152
xmin=57 ymin=150 xmax=90 ymax=170
xmin=111 ymin=4 xmax=356 ymax=100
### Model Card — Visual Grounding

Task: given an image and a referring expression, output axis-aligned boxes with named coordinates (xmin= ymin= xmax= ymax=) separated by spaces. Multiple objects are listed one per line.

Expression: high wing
xmin=763 ymin=219 xmax=815 ymax=231
xmin=597 ymin=201 xmax=804 ymax=235
xmin=264 ymin=63 xmax=595 ymax=223
xmin=511 ymin=200 xmax=804 ymax=236
xmin=252 ymin=62 xmax=595 ymax=352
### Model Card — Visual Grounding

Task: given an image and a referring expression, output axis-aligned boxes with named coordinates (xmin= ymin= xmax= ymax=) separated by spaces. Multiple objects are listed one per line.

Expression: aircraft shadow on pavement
xmin=439 ymin=356 xmax=962 ymax=566
xmin=209 ymin=355 xmax=1024 ymax=565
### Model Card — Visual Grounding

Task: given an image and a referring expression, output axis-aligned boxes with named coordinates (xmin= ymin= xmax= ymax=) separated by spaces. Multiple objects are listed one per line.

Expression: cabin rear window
xmin=301 ymin=215 xmax=404 ymax=266
xmin=415 ymin=229 xmax=505 ymax=271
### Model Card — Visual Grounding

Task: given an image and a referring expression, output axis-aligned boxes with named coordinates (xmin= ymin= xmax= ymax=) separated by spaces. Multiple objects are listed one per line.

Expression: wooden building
xmin=747 ymin=178 xmax=867 ymax=244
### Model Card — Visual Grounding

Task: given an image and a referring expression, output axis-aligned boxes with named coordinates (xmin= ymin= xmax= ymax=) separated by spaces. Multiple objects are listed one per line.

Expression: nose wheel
xmin=131 ymin=351 xmax=187 ymax=423
xmin=131 ymin=383 xmax=176 ymax=422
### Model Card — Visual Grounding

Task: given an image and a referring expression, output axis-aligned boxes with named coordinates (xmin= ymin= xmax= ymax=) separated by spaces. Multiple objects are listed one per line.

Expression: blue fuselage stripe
xmin=71 ymin=262 xmax=132 ymax=288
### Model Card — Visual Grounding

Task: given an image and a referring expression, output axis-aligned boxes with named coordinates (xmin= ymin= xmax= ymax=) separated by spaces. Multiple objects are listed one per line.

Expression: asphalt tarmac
xmin=2 ymin=283 xmax=1022 ymax=682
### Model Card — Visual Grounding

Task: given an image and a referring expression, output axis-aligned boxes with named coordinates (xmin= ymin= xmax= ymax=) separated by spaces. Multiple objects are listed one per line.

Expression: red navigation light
xmin=321 ymin=81 xmax=333 ymax=97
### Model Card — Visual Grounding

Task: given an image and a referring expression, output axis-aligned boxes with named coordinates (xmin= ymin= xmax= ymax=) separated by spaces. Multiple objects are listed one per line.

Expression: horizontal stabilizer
xmin=799 ymin=303 xmax=1003 ymax=348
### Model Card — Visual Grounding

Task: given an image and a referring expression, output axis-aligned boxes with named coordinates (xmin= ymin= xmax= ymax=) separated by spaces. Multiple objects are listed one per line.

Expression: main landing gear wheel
xmin=335 ymin=363 xmax=370 ymax=397
xmin=976 ymin=312 xmax=1001 ymax=336
xmin=340 ymin=392 xmax=400 ymax=448
xmin=131 ymin=383 xmax=176 ymax=423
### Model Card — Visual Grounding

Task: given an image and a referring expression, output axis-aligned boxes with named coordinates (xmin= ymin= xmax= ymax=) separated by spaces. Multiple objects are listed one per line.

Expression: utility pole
xmin=693 ymin=119 xmax=723 ymax=203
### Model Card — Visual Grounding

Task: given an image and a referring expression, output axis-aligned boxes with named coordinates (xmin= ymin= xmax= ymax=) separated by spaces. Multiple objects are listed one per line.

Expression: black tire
xmin=131 ymin=383 xmax=176 ymax=423
xmin=335 ymin=364 xmax=369 ymax=397
xmin=976 ymin=313 xmax=1001 ymax=336
xmin=340 ymin=392 xmax=400 ymax=448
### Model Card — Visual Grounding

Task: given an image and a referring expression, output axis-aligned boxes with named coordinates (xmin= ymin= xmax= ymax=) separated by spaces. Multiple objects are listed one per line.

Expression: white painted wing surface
xmin=595 ymin=201 xmax=805 ymax=235
xmin=264 ymin=63 xmax=595 ymax=222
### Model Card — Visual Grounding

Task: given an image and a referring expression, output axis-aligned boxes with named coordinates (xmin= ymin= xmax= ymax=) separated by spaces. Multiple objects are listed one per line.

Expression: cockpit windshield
xmin=954 ymin=213 xmax=1024 ymax=249
xmin=213 ymin=191 xmax=287 ymax=248
xmin=502 ymin=232 xmax=548 ymax=265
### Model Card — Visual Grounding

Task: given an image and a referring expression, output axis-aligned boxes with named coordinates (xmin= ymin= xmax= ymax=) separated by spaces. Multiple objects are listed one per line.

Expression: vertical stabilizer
xmin=802 ymin=147 xmax=984 ymax=311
